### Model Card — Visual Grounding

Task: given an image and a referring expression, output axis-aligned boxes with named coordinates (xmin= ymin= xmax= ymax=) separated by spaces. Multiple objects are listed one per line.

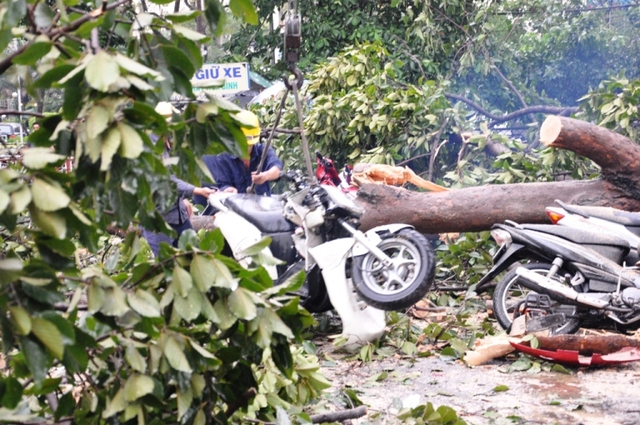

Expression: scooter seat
xmin=556 ymin=200 xmax=640 ymax=226
xmin=224 ymin=194 xmax=296 ymax=233
xmin=521 ymin=223 xmax=631 ymax=263
xmin=521 ymin=223 xmax=630 ymax=248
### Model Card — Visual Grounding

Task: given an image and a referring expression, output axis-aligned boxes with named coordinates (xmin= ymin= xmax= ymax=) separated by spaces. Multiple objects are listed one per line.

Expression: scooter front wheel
xmin=352 ymin=229 xmax=435 ymax=310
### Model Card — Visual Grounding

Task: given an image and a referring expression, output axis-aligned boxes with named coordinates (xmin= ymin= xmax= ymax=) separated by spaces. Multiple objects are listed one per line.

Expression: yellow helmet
xmin=235 ymin=110 xmax=261 ymax=144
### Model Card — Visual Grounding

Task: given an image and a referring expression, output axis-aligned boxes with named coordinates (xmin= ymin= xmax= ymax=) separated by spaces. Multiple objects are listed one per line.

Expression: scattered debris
xmin=352 ymin=164 xmax=448 ymax=192
xmin=410 ymin=299 xmax=448 ymax=320
xmin=464 ymin=333 xmax=522 ymax=366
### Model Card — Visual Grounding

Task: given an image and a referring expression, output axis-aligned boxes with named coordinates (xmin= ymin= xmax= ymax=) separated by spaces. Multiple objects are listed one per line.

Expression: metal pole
xmin=17 ymin=78 xmax=23 ymax=146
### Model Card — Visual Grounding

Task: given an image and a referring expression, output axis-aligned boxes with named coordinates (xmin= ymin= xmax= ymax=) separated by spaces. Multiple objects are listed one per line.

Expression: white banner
xmin=192 ymin=63 xmax=250 ymax=94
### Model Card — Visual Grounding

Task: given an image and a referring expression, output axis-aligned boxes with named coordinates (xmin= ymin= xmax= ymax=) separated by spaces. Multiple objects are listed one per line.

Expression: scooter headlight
xmin=490 ymin=229 xmax=513 ymax=246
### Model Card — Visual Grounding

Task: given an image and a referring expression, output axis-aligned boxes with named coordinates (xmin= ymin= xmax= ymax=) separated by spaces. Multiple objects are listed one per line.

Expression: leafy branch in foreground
xmin=0 ymin=0 xmax=336 ymax=422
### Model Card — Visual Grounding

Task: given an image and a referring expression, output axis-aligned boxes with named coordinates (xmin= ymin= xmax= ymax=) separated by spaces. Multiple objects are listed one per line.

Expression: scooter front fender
xmin=474 ymin=243 xmax=529 ymax=293
xmin=213 ymin=209 xmax=279 ymax=280
xmin=352 ymin=224 xmax=415 ymax=257
xmin=308 ymin=238 xmax=386 ymax=349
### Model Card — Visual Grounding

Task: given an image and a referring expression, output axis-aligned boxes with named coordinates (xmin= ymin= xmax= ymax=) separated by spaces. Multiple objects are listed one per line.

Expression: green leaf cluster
xmin=0 ymin=0 xmax=339 ymax=422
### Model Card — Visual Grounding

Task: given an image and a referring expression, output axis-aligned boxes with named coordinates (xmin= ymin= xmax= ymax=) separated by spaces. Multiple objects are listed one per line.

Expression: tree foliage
xmin=234 ymin=0 xmax=640 ymax=120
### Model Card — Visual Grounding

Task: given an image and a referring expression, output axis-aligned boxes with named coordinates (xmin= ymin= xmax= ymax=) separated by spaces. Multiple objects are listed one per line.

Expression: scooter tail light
xmin=545 ymin=208 xmax=565 ymax=224
xmin=490 ymin=229 xmax=512 ymax=246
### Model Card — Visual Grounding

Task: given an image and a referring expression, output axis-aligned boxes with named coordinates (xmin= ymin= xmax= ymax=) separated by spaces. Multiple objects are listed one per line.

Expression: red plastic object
xmin=510 ymin=342 xmax=640 ymax=366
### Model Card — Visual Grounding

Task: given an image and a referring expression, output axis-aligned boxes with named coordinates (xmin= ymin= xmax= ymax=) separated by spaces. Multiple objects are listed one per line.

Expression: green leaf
xmin=0 ymin=190 xmax=9 ymax=215
xmin=213 ymin=298 xmax=237 ymax=329
xmin=33 ymin=2 xmax=54 ymax=29
xmin=36 ymin=236 xmax=76 ymax=257
xmin=1 ymin=377 xmax=23 ymax=409
xmin=162 ymin=45 xmax=196 ymax=78
xmin=124 ymin=374 xmax=155 ymax=401
xmin=88 ymin=282 xmax=106 ymax=313
xmin=100 ymin=286 xmax=130 ymax=317
xmin=166 ymin=10 xmax=201 ymax=23
xmin=228 ymin=287 xmax=257 ymax=320
xmin=21 ymin=148 xmax=66 ymax=170
xmin=29 ymin=206 xmax=67 ymax=239
xmin=163 ymin=335 xmax=192 ymax=372
xmin=54 ymin=391 xmax=75 ymax=422
xmin=100 ymin=127 xmax=121 ymax=171
xmin=127 ymin=290 xmax=161 ymax=317
xmin=188 ymin=339 xmax=216 ymax=359
xmin=117 ymin=123 xmax=144 ymax=159
xmin=229 ymin=0 xmax=258 ymax=25
xmin=211 ymin=258 xmax=238 ymax=289
xmin=600 ymin=102 xmax=615 ymax=114
xmin=85 ymin=51 xmax=120 ymax=91
xmin=102 ymin=387 xmax=127 ymax=418
xmin=172 ymin=25 xmax=208 ymax=42
xmin=493 ymin=384 xmax=509 ymax=392
xmin=172 ymin=265 xmax=193 ymax=297
xmin=125 ymin=342 xmax=147 ymax=373
xmin=177 ymin=387 xmax=193 ymax=419
xmin=193 ymin=409 xmax=206 ymax=425
xmin=40 ymin=312 xmax=75 ymax=345
xmin=33 ymin=64 xmax=76 ymax=89
xmin=12 ymin=42 xmax=53 ymax=66
xmin=114 ymin=53 xmax=163 ymax=80
xmin=190 ymin=254 xmax=216 ymax=292
xmin=22 ymin=336 xmax=50 ymax=385
xmin=262 ymin=308 xmax=293 ymax=338
xmin=238 ymin=236 xmax=272 ymax=256
xmin=551 ymin=364 xmax=572 ymax=374
xmin=8 ymin=306 xmax=31 ymax=336
xmin=0 ymin=258 xmax=22 ymax=285
xmin=173 ymin=287 xmax=203 ymax=321
xmin=31 ymin=178 xmax=70 ymax=212
xmin=86 ymin=105 xmax=110 ymax=140
xmin=31 ymin=317 xmax=64 ymax=359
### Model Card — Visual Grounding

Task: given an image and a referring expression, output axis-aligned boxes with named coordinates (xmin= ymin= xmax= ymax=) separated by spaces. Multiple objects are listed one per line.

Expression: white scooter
xmin=546 ymin=199 xmax=640 ymax=265
xmin=208 ymin=169 xmax=435 ymax=347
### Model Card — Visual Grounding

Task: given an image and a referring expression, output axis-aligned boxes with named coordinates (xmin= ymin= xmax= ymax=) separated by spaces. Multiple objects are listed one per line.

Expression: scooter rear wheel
xmin=352 ymin=229 xmax=435 ymax=310
xmin=492 ymin=262 xmax=581 ymax=335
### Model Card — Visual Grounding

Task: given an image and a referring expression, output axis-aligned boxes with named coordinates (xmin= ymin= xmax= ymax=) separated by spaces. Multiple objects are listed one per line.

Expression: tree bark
xmin=536 ymin=334 xmax=640 ymax=355
xmin=356 ymin=116 xmax=640 ymax=234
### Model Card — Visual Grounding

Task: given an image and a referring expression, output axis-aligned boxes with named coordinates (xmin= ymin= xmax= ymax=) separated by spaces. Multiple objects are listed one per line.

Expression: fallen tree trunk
xmin=356 ymin=116 xmax=640 ymax=233
xmin=536 ymin=334 xmax=640 ymax=355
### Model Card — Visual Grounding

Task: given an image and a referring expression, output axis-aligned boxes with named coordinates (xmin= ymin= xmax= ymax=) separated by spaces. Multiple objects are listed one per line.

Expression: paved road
xmin=321 ymin=352 xmax=640 ymax=424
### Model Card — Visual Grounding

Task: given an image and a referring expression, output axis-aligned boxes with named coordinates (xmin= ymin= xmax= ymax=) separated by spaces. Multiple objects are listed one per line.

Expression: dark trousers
xmin=142 ymin=220 xmax=193 ymax=257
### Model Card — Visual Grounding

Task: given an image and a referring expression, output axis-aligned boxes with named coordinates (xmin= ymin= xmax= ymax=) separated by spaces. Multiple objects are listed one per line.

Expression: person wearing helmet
xmin=200 ymin=110 xmax=282 ymax=200
xmin=142 ymin=102 xmax=217 ymax=256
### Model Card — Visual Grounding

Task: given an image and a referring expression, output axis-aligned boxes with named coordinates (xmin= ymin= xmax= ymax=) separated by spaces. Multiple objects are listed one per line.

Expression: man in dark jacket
xmin=194 ymin=110 xmax=282 ymax=211
xmin=142 ymin=102 xmax=217 ymax=256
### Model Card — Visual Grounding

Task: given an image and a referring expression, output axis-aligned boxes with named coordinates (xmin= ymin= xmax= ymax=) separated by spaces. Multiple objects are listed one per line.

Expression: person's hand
xmin=251 ymin=171 xmax=268 ymax=185
xmin=183 ymin=199 xmax=194 ymax=217
xmin=193 ymin=187 xmax=218 ymax=197
xmin=223 ymin=186 xmax=238 ymax=194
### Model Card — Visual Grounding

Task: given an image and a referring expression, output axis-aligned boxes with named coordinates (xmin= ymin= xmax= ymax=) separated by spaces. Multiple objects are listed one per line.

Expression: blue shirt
xmin=202 ymin=143 xmax=283 ymax=196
